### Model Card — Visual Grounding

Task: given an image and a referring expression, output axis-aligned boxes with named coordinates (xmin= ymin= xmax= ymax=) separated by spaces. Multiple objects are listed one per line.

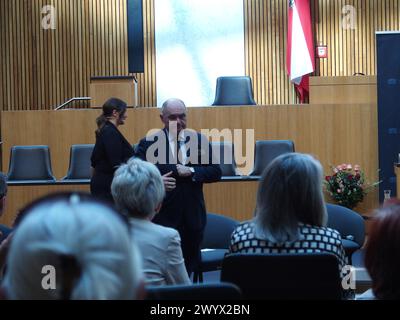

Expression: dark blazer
xmin=90 ymin=121 xmax=134 ymax=202
xmin=0 ymin=224 xmax=12 ymax=243
xmin=135 ymin=129 xmax=222 ymax=231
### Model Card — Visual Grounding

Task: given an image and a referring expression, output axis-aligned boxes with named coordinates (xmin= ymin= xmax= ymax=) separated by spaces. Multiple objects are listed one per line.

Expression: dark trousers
xmin=90 ymin=171 xmax=115 ymax=204
xmin=178 ymin=226 xmax=203 ymax=276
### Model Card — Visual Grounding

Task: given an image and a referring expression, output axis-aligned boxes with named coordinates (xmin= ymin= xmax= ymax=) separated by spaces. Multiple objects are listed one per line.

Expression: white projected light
xmin=154 ymin=0 xmax=245 ymax=107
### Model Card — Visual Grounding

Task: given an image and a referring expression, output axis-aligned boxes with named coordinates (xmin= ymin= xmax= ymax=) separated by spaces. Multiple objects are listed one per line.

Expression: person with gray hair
xmin=112 ymin=157 xmax=191 ymax=286
xmin=229 ymin=153 xmax=347 ymax=278
xmin=135 ymin=98 xmax=221 ymax=275
xmin=1 ymin=192 xmax=143 ymax=300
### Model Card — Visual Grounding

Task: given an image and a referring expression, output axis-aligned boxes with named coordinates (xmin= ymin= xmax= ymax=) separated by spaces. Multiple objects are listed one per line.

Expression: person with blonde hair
xmin=112 ymin=158 xmax=190 ymax=286
xmin=1 ymin=192 xmax=143 ymax=300
xmin=229 ymin=153 xmax=347 ymax=278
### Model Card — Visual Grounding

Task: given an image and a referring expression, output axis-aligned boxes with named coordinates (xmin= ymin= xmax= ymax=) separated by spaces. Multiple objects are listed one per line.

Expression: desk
xmin=3 ymin=182 xmax=90 ymax=226
xmin=309 ymin=76 xmax=377 ymax=105
xmin=1 ymin=178 xmax=259 ymax=227
xmin=1 ymin=104 xmax=379 ymax=224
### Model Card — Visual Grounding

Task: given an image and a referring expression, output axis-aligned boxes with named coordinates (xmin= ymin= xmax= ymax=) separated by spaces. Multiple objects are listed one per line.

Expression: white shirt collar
xmin=167 ymin=130 xmax=186 ymax=143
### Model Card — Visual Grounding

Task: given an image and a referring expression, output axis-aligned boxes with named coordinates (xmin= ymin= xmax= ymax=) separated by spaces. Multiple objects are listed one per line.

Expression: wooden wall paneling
xmin=8 ymin=0 xmax=14 ymax=109
xmin=0 ymin=0 xmax=5 ymax=111
xmin=17 ymin=0 xmax=22 ymax=109
xmin=9 ymin=0 xmax=14 ymax=109
xmin=1 ymin=1 xmax=400 ymax=110
xmin=0 ymin=1 xmax=2 ymax=112
xmin=122 ymin=0 xmax=128 ymax=74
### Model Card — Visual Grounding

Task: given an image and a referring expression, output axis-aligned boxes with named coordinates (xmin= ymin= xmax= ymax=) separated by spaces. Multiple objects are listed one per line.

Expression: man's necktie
xmin=177 ymin=140 xmax=187 ymax=165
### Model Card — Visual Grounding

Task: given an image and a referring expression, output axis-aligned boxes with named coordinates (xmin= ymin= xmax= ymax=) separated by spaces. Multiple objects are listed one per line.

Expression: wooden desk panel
xmin=309 ymin=76 xmax=377 ymax=105
xmin=1 ymin=104 xmax=379 ymax=224
xmin=0 ymin=184 xmax=90 ymax=227
xmin=0 ymin=181 xmax=257 ymax=228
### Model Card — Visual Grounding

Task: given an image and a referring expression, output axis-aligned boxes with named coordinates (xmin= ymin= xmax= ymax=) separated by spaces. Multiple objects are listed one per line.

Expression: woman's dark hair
xmin=365 ymin=201 xmax=400 ymax=299
xmin=95 ymin=97 xmax=127 ymax=136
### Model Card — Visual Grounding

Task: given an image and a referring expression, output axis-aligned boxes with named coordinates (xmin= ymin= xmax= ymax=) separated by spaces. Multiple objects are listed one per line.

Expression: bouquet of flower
xmin=324 ymin=164 xmax=380 ymax=209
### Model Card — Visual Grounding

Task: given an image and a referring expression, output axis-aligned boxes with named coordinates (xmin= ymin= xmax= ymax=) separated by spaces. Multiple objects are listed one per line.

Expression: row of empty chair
xmin=6 ymin=144 xmax=93 ymax=183
xmin=5 ymin=140 xmax=295 ymax=183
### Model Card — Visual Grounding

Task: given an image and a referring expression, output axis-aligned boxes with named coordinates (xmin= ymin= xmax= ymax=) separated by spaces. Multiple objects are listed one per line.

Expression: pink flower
xmin=347 ymin=164 xmax=352 ymax=170
xmin=354 ymin=164 xmax=360 ymax=172
xmin=337 ymin=189 xmax=342 ymax=193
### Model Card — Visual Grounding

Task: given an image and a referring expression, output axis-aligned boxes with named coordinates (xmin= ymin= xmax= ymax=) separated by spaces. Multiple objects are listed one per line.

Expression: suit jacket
xmin=130 ymin=217 xmax=191 ymax=286
xmin=91 ymin=121 xmax=134 ymax=174
xmin=0 ymin=224 xmax=11 ymax=243
xmin=136 ymin=129 xmax=221 ymax=231
xmin=90 ymin=121 xmax=134 ymax=201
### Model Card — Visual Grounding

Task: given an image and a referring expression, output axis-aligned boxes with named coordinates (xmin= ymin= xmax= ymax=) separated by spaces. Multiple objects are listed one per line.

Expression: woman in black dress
xmin=90 ymin=98 xmax=134 ymax=203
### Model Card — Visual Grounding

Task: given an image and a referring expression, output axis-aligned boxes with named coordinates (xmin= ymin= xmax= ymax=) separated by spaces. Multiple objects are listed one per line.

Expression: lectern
xmin=309 ymin=76 xmax=377 ymax=104
xmin=89 ymin=76 xmax=137 ymax=107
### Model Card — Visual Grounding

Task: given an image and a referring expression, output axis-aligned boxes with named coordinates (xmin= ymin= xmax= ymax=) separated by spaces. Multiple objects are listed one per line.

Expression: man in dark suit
xmin=136 ymin=98 xmax=221 ymax=275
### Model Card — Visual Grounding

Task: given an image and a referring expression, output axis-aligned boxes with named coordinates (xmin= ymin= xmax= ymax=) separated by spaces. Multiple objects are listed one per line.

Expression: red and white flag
xmin=286 ymin=0 xmax=314 ymax=103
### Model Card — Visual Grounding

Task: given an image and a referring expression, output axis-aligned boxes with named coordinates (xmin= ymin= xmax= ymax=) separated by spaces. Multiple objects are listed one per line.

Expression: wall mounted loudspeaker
xmin=127 ymin=0 xmax=144 ymax=73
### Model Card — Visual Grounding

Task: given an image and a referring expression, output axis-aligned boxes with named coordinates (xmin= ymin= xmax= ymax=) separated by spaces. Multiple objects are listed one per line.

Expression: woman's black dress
xmin=90 ymin=121 xmax=134 ymax=203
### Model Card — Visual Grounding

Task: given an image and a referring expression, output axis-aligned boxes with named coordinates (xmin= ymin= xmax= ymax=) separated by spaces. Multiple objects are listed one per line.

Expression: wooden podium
xmin=89 ymin=76 xmax=137 ymax=107
xmin=309 ymin=76 xmax=377 ymax=104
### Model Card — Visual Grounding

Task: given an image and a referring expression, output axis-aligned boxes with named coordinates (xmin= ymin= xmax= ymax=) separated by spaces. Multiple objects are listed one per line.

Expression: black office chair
xmin=145 ymin=282 xmax=242 ymax=300
xmin=210 ymin=142 xmax=239 ymax=176
xmin=7 ymin=145 xmax=56 ymax=182
xmin=212 ymin=76 xmax=257 ymax=106
xmin=326 ymin=203 xmax=365 ymax=265
xmin=62 ymin=144 xmax=94 ymax=181
xmin=249 ymin=140 xmax=295 ymax=176
xmin=193 ymin=213 xmax=239 ymax=283
xmin=221 ymin=253 xmax=342 ymax=300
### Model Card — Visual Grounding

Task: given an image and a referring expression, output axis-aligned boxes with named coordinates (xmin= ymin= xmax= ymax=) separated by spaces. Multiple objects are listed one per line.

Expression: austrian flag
xmin=286 ymin=0 xmax=315 ymax=103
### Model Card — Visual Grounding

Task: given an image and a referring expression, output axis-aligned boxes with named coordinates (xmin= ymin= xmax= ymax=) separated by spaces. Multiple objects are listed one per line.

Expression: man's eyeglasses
xmin=168 ymin=114 xmax=186 ymax=121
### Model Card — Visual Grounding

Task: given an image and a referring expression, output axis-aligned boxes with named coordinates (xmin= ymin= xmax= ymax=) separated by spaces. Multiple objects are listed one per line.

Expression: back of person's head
xmin=254 ymin=152 xmax=327 ymax=243
xmin=0 ymin=172 xmax=7 ymax=213
xmin=96 ymin=97 xmax=127 ymax=136
xmin=2 ymin=192 xmax=142 ymax=300
xmin=111 ymin=158 xmax=165 ymax=219
xmin=365 ymin=201 xmax=400 ymax=299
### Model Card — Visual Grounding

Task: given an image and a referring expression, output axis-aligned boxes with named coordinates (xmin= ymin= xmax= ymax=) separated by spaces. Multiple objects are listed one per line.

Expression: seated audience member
xmin=111 ymin=158 xmax=191 ymax=286
xmin=229 ymin=153 xmax=348 ymax=279
xmin=360 ymin=201 xmax=400 ymax=300
xmin=1 ymin=192 xmax=143 ymax=300
xmin=0 ymin=173 xmax=12 ymax=243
